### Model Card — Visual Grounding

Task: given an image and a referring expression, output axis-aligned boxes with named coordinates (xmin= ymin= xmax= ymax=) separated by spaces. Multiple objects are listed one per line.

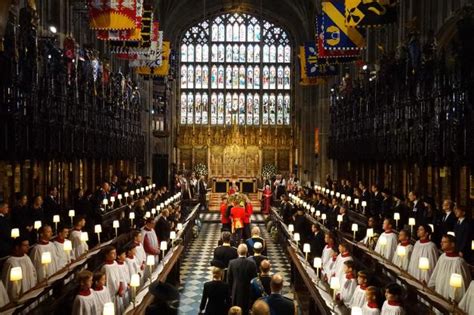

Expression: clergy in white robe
xmin=132 ymin=231 xmax=146 ymax=269
xmin=0 ymin=280 xmax=9 ymax=308
xmin=53 ymin=226 xmax=74 ymax=269
xmin=381 ymin=283 xmax=405 ymax=315
xmin=407 ymin=225 xmax=438 ymax=283
xmin=350 ymin=271 xmax=368 ymax=309
xmin=101 ymin=246 xmax=126 ymax=314
xmin=70 ymin=223 xmax=89 ymax=259
xmin=459 ymin=280 xmax=474 ymax=314
xmin=72 ymin=270 xmax=97 ymax=315
xmin=321 ymin=233 xmax=336 ymax=279
xmin=92 ymin=271 xmax=112 ymax=315
xmin=29 ymin=225 xmax=59 ymax=281
xmin=391 ymin=230 xmax=413 ymax=271
xmin=339 ymin=261 xmax=357 ymax=308
xmin=330 ymin=243 xmax=353 ymax=287
xmin=374 ymin=219 xmax=398 ymax=261
xmin=1 ymin=238 xmax=37 ymax=300
xmin=427 ymin=235 xmax=471 ymax=302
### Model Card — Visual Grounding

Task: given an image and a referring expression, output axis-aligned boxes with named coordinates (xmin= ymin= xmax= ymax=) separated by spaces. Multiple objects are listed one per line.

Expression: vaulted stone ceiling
xmin=155 ymin=0 xmax=319 ymax=45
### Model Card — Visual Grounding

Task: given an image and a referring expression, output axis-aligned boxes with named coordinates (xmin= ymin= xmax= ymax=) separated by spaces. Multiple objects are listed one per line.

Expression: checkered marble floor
xmin=178 ymin=222 xmax=292 ymax=315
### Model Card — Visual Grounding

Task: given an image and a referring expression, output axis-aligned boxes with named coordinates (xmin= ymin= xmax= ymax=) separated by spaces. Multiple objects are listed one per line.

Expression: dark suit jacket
xmin=156 ymin=216 xmax=171 ymax=242
xmin=0 ymin=215 xmax=12 ymax=258
xmin=294 ymin=214 xmax=310 ymax=242
xmin=43 ymin=195 xmax=61 ymax=222
xmin=199 ymin=280 xmax=231 ymax=315
xmin=213 ymin=245 xmax=238 ymax=268
xmin=454 ymin=218 xmax=472 ymax=260
xmin=264 ymin=293 xmax=295 ymax=315
xmin=248 ymin=255 xmax=267 ymax=269
xmin=438 ymin=212 xmax=457 ymax=235
xmin=409 ymin=200 xmax=426 ymax=226
xmin=309 ymin=231 xmax=325 ymax=258
xmin=228 ymin=257 xmax=258 ymax=315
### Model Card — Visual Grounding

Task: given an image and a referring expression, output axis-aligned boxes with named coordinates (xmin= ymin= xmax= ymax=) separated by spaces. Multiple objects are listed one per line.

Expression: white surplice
xmin=29 ymin=242 xmax=59 ymax=281
xmin=93 ymin=286 xmax=112 ymax=315
xmin=70 ymin=229 xmax=89 ymax=259
xmin=407 ymin=240 xmax=439 ymax=283
xmin=350 ymin=285 xmax=368 ymax=309
xmin=391 ymin=243 xmax=413 ymax=271
xmin=1 ymin=255 xmax=37 ymax=300
xmin=330 ymin=253 xmax=353 ymax=287
xmin=321 ymin=245 xmax=336 ymax=278
xmin=374 ymin=231 xmax=398 ymax=261
xmin=380 ymin=301 xmax=405 ymax=315
xmin=0 ymin=280 xmax=9 ymax=308
xmin=459 ymin=280 xmax=474 ymax=314
xmin=72 ymin=291 xmax=97 ymax=315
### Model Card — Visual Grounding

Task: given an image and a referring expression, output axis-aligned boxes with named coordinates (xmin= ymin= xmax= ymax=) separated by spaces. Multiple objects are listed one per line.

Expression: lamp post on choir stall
xmin=9 ymin=266 xmax=22 ymax=301
xmin=303 ymin=243 xmax=311 ymax=265
xmin=449 ymin=273 xmax=462 ymax=303
xmin=408 ymin=218 xmax=416 ymax=235
xmin=129 ymin=212 xmax=135 ymax=227
xmin=130 ymin=274 xmax=140 ymax=307
xmin=361 ymin=201 xmax=367 ymax=214
xmin=53 ymin=215 xmax=60 ymax=233
xmin=393 ymin=212 xmax=400 ymax=230
xmin=113 ymin=220 xmax=119 ymax=237
xmin=160 ymin=241 xmax=168 ymax=260
xmin=117 ymin=194 xmax=123 ymax=205
xmin=69 ymin=210 xmax=75 ymax=226
xmin=64 ymin=239 xmax=72 ymax=264
xmin=146 ymin=255 xmax=155 ymax=285
xmin=95 ymin=224 xmax=102 ymax=244
xmin=313 ymin=257 xmax=322 ymax=280
xmin=351 ymin=223 xmax=358 ymax=240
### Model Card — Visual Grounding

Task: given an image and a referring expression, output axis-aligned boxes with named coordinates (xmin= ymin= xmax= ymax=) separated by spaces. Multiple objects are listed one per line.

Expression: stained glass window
xmin=180 ymin=13 xmax=292 ymax=125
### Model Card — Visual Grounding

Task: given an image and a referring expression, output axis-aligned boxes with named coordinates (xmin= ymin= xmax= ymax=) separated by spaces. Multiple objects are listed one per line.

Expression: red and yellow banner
xmin=88 ymin=0 xmax=138 ymax=30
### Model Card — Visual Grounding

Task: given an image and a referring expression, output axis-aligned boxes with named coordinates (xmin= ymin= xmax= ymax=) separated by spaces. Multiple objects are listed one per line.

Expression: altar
xmin=212 ymin=177 xmax=258 ymax=193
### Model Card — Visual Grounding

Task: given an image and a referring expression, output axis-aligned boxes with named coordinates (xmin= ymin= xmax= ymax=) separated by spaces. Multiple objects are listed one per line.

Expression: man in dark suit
xmin=408 ymin=190 xmax=426 ymax=228
xmin=197 ymin=175 xmax=208 ymax=211
xmin=293 ymin=207 xmax=310 ymax=243
xmin=434 ymin=199 xmax=457 ymax=244
xmin=213 ymin=232 xmax=238 ymax=268
xmin=0 ymin=201 xmax=12 ymax=258
xmin=199 ymin=267 xmax=231 ymax=315
xmin=228 ymin=244 xmax=258 ymax=315
xmin=309 ymin=223 xmax=325 ymax=259
xmin=43 ymin=186 xmax=61 ymax=223
xmin=370 ymin=184 xmax=383 ymax=217
xmin=454 ymin=206 xmax=472 ymax=263
xmin=156 ymin=209 xmax=172 ymax=242
xmin=264 ymin=274 xmax=296 ymax=315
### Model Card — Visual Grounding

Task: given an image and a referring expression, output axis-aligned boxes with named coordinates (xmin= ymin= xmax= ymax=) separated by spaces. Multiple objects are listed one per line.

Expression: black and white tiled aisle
xmin=178 ymin=216 xmax=293 ymax=315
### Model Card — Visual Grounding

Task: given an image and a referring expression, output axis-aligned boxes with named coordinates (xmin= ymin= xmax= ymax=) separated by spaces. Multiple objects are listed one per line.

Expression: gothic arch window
xmin=180 ymin=12 xmax=292 ymax=125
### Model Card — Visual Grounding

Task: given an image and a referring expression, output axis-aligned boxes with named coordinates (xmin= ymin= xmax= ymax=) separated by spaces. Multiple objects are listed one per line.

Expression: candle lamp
xmin=113 ymin=220 xmax=119 ymax=237
xmin=69 ymin=210 xmax=75 ymax=226
xmin=418 ymin=257 xmax=430 ymax=283
xmin=53 ymin=215 xmax=60 ymax=233
xmin=313 ymin=257 xmax=322 ymax=279
xmin=288 ymin=224 xmax=294 ymax=233
xmin=146 ymin=255 xmax=155 ymax=285
xmin=408 ymin=218 xmax=416 ymax=235
xmin=140 ymin=187 xmax=145 ymax=194
xmin=471 ymin=240 xmax=474 ymax=250
xmin=130 ymin=273 xmax=140 ymax=307
xmin=130 ymin=190 xmax=135 ymax=198
xmin=160 ymin=241 xmax=168 ymax=259
xmin=145 ymin=211 xmax=151 ymax=219
xmin=447 ymin=231 xmax=455 ymax=237
xmin=341 ymin=194 xmax=346 ymax=200
xmin=34 ymin=220 xmax=42 ymax=230
xmin=330 ymin=277 xmax=340 ymax=300
xmin=330 ymin=191 xmax=335 ymax=197
xmin=152 ymin=183 xmax=156 ymax=189
xmin=310 ymin=207 xmax=315 ymax=215
xmin=336 ymin=192 xmax=340 ymax=198
xmin=449 ymin=273 xmax=463 ymax=302
xmin=315 ymin=210 xmax=321 ymax=218
xmin=64 ymin=239 xmax=72 ymax=264
xmin=103 ymin=302 xmax=115 ymax=315
xmin=303 ymin=243 xmax=311 ymax=263
xmin=361 ymin=201 xmax=367 ymax=214
xmin=117 ymin=194 xmax=123 ymax=205
xmin=9 ymin=266 xmax=22 ymax=301
xmin=110 ymin=196 xmax=115 ymax=208
xmin=11 ymin=228 xmax=20 ymax=239
xmin=321 ymin=213 xmax=327 ymax=225
xmin=351 ymin=223 xmax=358 ymax=240
xmin=95 ymin=224 xmax=102 ymax=244
xmin=124 ymin=192 xmax=129 ymax=201
xmin=129 ymin=212 xmax=135 ymax=227
xmin=337 ymin=215 xmax=343 ymax=230
xmin=396 ymin=245 xmax=406 ymax=269
xmin=102 ymin=198 xmax=108 ymax=211
xmin=170 ymin=231 xmax=176 ymax=241
xmin=80 ymin=232 xmax=89 ymax=251
xmin=177 ymin=223 xmax=183 ymax=231
xmin=393 ymin=212 xmax=400 ymax=230
xmin=41 ymin=251 xmax=52 ymax=279
xmin=293 ymin=233 xmax=300 ymax=247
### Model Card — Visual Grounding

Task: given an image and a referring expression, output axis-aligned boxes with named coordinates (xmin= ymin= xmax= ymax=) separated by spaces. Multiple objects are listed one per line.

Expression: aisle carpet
xmin=178 ymin=216 xmax=292 ymax=315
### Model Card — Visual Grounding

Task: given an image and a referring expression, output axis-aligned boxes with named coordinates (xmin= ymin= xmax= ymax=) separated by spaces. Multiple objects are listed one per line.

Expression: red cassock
xmin=244 ymin=203 xmax=253 ymax=224
xmin=220 ymin=203 xmax=230 ymax=224
xmin=230 ymin=206 xmax=246 ymax=233
xmin=229 ymin=187 xmax=236 ymax=195
xmin=262 ymin=188 xmax=272 ymax=214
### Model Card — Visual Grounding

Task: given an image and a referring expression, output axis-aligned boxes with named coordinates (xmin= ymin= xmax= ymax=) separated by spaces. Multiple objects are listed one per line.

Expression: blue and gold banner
xmin=322 ymin=0 xmax=365 ymax=50
xmin=345 ymin=0 xmax=398 ymax=28
xmin=316 ymin=14 xmax=359 ymax=61
xmin=300 ymin=43 xmax=338 ymax=82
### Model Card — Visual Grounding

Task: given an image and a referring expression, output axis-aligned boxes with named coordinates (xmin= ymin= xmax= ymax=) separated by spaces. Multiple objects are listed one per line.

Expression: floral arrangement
xmin=193 ymin=163 xmax=208 ymax=177
xmin=228 ymin=192 xmax=246 ymax=206
xmin=262 ymin=163 xmax=277 ymax=178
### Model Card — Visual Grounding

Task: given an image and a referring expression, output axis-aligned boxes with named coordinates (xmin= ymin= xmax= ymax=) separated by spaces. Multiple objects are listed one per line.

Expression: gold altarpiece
xmin=177 ymin=125 xmax=295 ymax=179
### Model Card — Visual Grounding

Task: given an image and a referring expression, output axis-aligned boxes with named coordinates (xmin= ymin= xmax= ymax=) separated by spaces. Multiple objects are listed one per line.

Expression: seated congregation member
xmin=72 ymin=270 xmax=97 ymax=315
xmin=381 ymin=283 xmax=405 ymax=315
xmin=1 ymin=237 xmax=37 ymax=300
xmin=309 ymin=223 xmax=325 ymax=259
xmin=221 ymin=195 xmax=231 ymax=231
xmin=145 ymin=281 xmax=180 ymax=315
xmin=349 ymin=270 xmax=369 ymax=309
xmin=30 ymin=225 xmax=59 ymax=281
xmin=0 ymin=280 xmax=9 ymax=308
xmin=54 ymin=225 xmax=73 ymax=269
xmin=213 ymin=232 xmax=238 ymax=269
xmin=199 ymin=267 xmax=231 ymax=315
xmin=247 ymin=242 xmax=267 ymax=269
xmin=459 ymin=280 xmax=474 ymax=314
xmin=250 ymin=260 xmax=272 ymax=305
xmin=92 ymin=271 xmax=112 ymax=315
xmin=407 ymin=224 xmax=438 ymax=283
xmin=245 ymin=226 xmax=266 ymax=256
xmin=101 ymin=246 xmax=126 ymax=313
xmin=428 ymin=234 xmax=471 ymax=302
xmin=374 ymin=219 xmax=398 ymax=261
xmin=131 ymin=230 xmax=146 ymax=271
xmin=142 ymin=218 xmax=160 ymax=263
xmin=392 ymin=229 xmax=413 ymax=271
xmin=228 ymin=244 xmax=258 ymax=315
xmin=362 ymin=286 xmax=381 ymax=315
xmin=263 ymin=274 xmax=296 ymax=315
xmin=330 ymin=242 xmax=353 ymax=287
xmin=70 ymin=216 xmax=88 ymax=258
xmin=321 ymin=232 xmax=336 ymax=279
xmin=339 ymin=260 xmax=357 ymax=308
